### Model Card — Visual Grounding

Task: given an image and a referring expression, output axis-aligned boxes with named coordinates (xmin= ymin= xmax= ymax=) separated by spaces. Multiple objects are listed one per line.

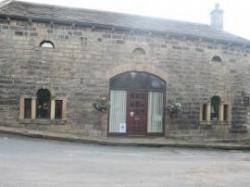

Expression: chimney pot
xmin=210 ymin=3 xmax=224 ymax=30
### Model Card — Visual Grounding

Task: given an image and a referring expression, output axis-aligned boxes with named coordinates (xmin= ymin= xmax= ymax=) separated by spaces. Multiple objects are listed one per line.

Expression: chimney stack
xmin=210 ymin=3 xmax=224 ymax=30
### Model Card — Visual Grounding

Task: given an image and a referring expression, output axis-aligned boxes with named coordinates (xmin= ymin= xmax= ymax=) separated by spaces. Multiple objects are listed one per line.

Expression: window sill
xmin=18 ymin=119 xmax=66 ymax=125
xmin=199 ymin=121 xmax=230 ymax=126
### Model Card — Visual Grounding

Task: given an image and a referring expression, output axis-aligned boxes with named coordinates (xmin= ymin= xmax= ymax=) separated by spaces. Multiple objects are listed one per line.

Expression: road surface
xmin=0 ymin=134 xmax=249 ymax=187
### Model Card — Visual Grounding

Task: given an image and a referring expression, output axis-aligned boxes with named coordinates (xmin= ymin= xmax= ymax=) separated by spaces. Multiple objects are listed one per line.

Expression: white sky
xmin=3 ymin=0 xmax=250 ymax=39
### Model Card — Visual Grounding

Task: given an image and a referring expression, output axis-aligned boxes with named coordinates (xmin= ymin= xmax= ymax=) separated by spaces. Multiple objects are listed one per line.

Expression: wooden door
xmin=127 ymin=91 xmax=147 ymax=135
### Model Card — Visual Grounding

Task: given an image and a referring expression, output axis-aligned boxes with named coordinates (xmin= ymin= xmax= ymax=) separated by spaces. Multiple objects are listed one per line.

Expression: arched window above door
xmin=110 ymin=71 xmax=166 ymax=91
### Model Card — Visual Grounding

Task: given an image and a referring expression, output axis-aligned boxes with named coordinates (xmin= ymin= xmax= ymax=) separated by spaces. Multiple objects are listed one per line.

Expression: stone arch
xmin=32 ymin=86 xmax=55 ymax=98
xmin=107 ymin=64 xmax=168 ymax=81
xmin=108 ymin=70 xmax=166 ymax=136
xmin=207 ymin=91 xmax=230 ymax=104
xmin=36 ymin=88 xmax=51 ymax=99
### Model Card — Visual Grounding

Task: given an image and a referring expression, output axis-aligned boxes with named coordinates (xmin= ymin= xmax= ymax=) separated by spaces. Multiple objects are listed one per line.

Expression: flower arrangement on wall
xmin=93 ymin=95 xmax=109 ymax=112
xmin=167 ymin=98 xmax=182 ymax=115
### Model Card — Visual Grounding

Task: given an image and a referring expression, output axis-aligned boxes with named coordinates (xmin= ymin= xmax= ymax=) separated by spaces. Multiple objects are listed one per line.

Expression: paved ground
xmin=0 ymin=134 xmax=250 ymax=187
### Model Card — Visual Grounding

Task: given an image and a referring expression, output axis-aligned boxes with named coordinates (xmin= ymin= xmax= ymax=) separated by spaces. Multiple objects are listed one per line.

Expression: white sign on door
xmin=119 ymin=123 xmax=126 ymax=133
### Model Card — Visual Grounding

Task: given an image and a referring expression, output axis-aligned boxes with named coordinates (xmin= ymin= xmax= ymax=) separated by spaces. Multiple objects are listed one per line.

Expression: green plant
xmin=167 ymin=98 xmax=182 ymax=114
xmin=93 ymin=95 xmax=109 ymax=112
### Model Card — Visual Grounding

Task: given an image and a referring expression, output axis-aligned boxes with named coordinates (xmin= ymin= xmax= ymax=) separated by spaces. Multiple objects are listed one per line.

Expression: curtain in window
xmin=147 ymin=92 xmax=163 ymax=133
xmin=109 ymin=90 xmax=127 ymax=133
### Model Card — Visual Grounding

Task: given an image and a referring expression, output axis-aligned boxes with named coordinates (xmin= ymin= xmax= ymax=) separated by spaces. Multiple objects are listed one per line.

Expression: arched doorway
xmin=109 ymin=71 xmax=166 ymax=136
xmin=36 ymin=89 xmax=51 ymax=119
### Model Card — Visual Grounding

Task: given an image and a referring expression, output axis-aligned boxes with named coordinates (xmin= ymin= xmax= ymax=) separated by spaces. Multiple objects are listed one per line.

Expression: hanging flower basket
xmin=167 ymin=98 xmax=182 ymax=117
xmin=93 ymin=96 xmax=110 ymax=112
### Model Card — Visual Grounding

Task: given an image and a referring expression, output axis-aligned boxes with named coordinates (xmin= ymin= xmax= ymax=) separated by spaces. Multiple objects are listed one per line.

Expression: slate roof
xmin=0 ymin=0 xmax=249 ymax=45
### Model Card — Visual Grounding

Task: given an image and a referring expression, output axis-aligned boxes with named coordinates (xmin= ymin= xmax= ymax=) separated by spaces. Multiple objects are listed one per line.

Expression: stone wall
xmin=0 ymin=18 xmax=250 ymax=138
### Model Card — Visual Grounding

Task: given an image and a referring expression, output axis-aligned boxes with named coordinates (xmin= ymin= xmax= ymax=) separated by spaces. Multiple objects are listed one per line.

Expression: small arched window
xmin=132 ymin=48 xmax=146 ymax=56
xmin=40 ymin=40 xmax=55 ymax=48
xmin=211 ymin=56 xmax=222 ymax=63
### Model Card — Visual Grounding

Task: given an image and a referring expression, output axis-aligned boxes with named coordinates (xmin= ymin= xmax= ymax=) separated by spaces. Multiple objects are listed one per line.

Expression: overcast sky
xmin=2 ymin=0 xmax=250 ymax=39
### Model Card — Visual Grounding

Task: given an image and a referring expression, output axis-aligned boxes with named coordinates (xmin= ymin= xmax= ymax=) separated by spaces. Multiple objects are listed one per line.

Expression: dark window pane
xmin=36 ymin=89 xmax=51 ymax=119
xmin=55 ymin=100 xmax=63 ymax=119
xmin=24 ymin=98 xmax=32 ymax=119
xmin=202 ymin=104 xmax=207 ymax=121
xmin=223 ymin=105 xmax=228 ymax=121
xmin=211 ymin=96 xmax=221 ymax=120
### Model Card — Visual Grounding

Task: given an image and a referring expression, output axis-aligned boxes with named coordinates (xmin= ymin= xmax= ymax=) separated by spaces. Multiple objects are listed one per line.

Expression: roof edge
xmin=0 ymin=13 xmax=249 ymax=47
xmin=0 ymin=0 xmax=249 ymax=45
xmin=0 ymin=0 xmax=210 ymax=27
xmin=0 ymin=0 xmax=13 ymax=8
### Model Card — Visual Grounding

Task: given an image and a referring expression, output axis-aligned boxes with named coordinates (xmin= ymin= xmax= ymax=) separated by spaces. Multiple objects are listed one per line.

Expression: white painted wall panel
xmin=109 ymin=90 xmax=127 ymax=133
xmin=147 ymin=92 xmax=163 ymax=133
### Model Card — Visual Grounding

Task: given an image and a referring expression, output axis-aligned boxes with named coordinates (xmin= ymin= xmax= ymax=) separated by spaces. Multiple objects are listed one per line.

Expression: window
xmin=36 ymin=89 xmax=51 ymax=119
xmin=40 ymin=40 xmax=54 ymax=48
xmin=202 ymin=104 xmax=207 ymax=121
xmin=55 ymin=100 xmax=63 ymax=119
xmin=20 ymin=92 xmax=66 ymax=121
xmin=132 ymin=48 xmax=146 ymax=56
xmin=211 ymin=96 xmax=221 ymax=120
xmin=211 ymin=56 xmax=222 ymax=63
xmin=110 ymin=71 xmax=165 ymax=91
xmin=24 ymin=98 xmax=32 ymax=119
xmin=200 ymin=99 xmax=229 ymax=123
xmin=223 ymin=104 xmax=229 ymax=121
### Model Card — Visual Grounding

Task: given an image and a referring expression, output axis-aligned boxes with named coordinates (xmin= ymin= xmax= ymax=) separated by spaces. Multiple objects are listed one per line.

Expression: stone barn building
xmin=0 ymin=0 xmax=250 ymax=139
